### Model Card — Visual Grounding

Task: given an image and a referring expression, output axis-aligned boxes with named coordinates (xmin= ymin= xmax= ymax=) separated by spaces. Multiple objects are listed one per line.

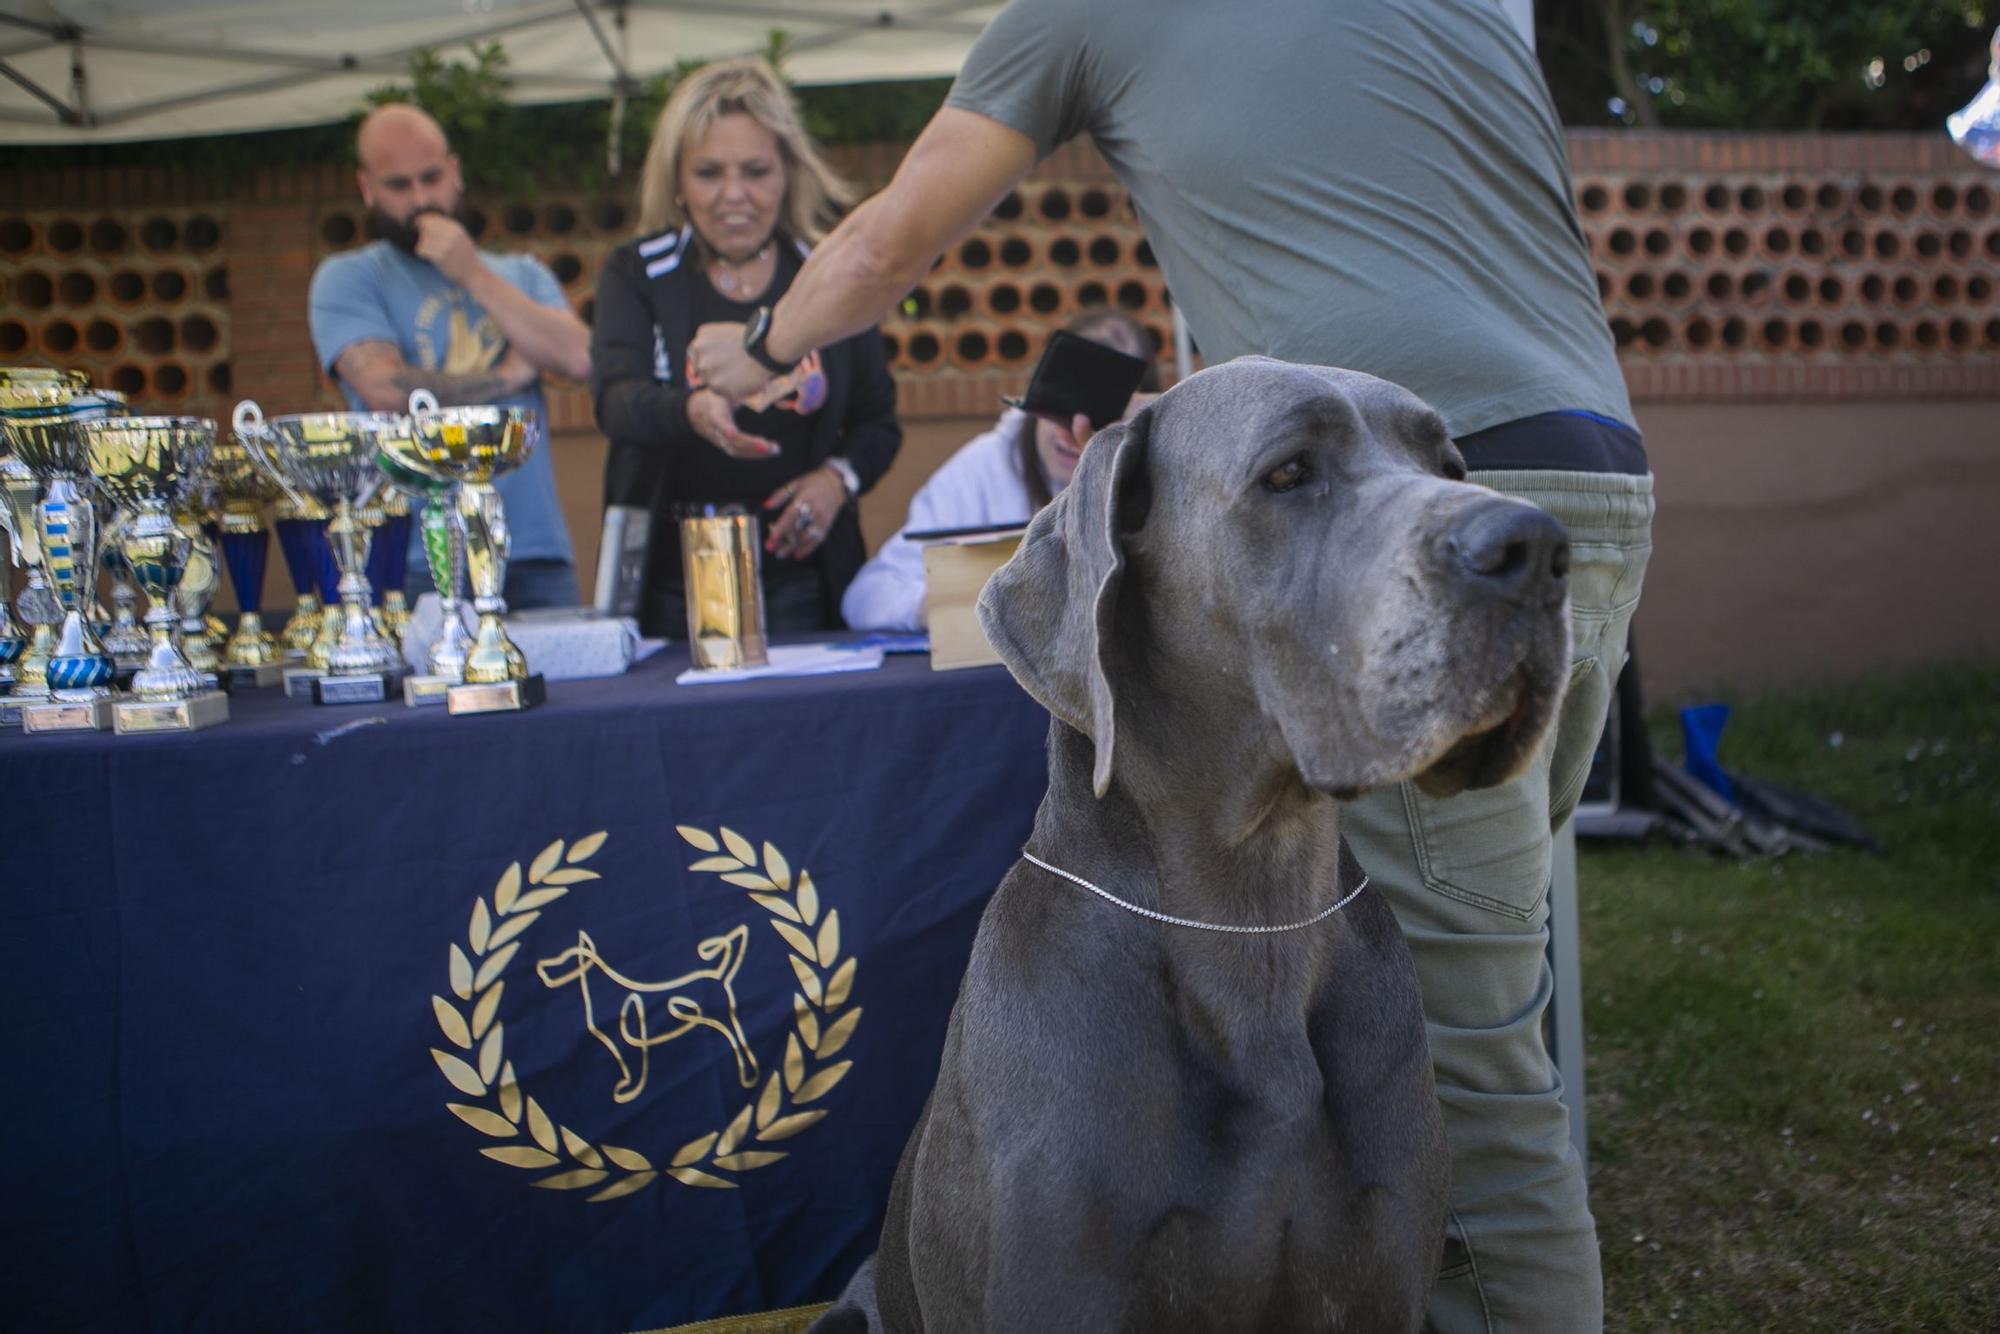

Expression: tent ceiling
xmin=0 ymin=1 xmax=1003 ymax=144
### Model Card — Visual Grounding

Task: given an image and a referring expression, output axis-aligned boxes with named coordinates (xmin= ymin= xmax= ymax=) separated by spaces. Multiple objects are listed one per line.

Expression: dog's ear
xmin=978 ymin=405 xmax=1153 ymax=797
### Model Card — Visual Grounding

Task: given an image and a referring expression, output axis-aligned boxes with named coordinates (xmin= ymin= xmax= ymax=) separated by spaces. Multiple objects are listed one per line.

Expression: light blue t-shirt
xmin=308 ymin=241 xmax=575 ymax=565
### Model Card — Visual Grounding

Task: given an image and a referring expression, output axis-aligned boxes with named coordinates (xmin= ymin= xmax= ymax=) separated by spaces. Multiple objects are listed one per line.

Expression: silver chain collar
xmin=1020 ymin=851 xmax=1369 ymax=935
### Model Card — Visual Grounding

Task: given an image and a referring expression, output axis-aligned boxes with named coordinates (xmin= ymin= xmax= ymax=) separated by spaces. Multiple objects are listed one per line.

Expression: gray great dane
xmin=815 ymin=357 xmax=1572 ymax=1333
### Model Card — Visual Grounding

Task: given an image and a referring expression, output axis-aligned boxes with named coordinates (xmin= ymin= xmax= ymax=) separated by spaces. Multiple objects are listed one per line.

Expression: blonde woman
xmin=590 ymin=59 xmax=901 ymax=636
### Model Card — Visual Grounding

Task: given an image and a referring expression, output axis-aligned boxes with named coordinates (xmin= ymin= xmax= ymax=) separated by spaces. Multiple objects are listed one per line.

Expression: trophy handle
xmin=407 ymin=388 xmax=441 ymax=423
xmin=232 ymin=399 xmax=309 ymax=511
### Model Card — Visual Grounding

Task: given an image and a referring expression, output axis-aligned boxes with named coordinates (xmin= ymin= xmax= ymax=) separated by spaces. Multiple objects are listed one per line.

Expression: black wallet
xmin=1002 ymin=329 xmax=1151 ymax=429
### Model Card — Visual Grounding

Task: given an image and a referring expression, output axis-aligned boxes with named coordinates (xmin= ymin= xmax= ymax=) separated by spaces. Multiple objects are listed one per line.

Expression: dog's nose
xmin=1445 ymin=502 xmax=1570 ymax=604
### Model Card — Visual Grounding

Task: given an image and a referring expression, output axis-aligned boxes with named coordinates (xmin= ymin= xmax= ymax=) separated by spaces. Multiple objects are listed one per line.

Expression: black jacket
xmin=589 ymin=226 xmax=901 ymax=625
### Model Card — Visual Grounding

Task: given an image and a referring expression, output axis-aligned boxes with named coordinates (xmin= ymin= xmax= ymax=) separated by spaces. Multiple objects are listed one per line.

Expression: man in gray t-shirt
xmin=692 ymin=5 xmax=1651 ymax=1329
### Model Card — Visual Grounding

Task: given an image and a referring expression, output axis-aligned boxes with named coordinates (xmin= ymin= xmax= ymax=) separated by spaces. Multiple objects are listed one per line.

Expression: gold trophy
xmin=386 ymin=390 xmax=542 ymax=713
xmin=0 ymin=516 xmax=20 ymax=698
xmin=680 ymin=506 xmax=770 ymax=671
xmin=97 ymin=505 xmax=152 ymax=675
xmin=0 ymin=369 xmax=124 ymax=732
xmin=234 ymin=400 xmax=409 ymax=706
xmin=84 ymin=416 xmax=230 ymax=733
xmin=364 ymin=489 xmax=415 ymax=652
xmin=173 ymin=511 xmax=224 ymax=682
xmin=273 ymin=494 xmax=330 ymax=658
xmin=0 ymin=453 xmax=59 ymax=724
xmin=206 ymin=425 xmax=286 ymax=686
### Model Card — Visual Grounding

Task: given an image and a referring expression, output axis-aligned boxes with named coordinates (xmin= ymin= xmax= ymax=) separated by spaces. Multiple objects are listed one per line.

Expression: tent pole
xmin=0 ymin=58 xmax=75 ymax=124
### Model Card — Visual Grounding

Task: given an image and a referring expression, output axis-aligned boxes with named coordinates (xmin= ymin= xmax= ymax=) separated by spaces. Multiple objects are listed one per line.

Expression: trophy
xmin=83 ymin=416 xmax=229 ymax=733
xmin=375 ymin=444 xmax=467 ymax=707
xmin=0 ymin=506 xmax=22 ymax=695
xmin=206 ymin=425 xmax=286 ymax=686
xmin=366 ymin=489 xmax=415 ymax=651
xmin=0 ymin=370 xmax=124 ymax=732
xmin=383 ymin=390 xmax=542 ymax=713
xmin=0 ymin=452 xmax=61 ymax=725
xmin=173 ymin=512 xmax=224 ymax=682
xmin=234 ymin=400 xmax=410 ymax=706
xmin=272 ymin=495 xmax=330 ymax=658
xmin=98 ymin=505 xmax=152 ymax=675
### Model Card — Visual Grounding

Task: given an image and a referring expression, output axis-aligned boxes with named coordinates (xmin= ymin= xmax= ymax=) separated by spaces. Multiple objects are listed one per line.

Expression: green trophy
xmin=387 ymin=390 xmax=542 ymax=713
xmin=375 ymin=439 xmax=466 ymax=707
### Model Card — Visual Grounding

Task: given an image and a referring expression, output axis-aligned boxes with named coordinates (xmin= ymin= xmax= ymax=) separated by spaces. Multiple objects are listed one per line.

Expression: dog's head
xmin=978 ymin=356 xmax=1571 ymax=801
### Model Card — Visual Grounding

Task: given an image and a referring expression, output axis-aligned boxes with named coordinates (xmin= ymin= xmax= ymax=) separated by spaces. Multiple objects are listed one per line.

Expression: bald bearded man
xmin=309 ymin=103 xmax=591 ymax=608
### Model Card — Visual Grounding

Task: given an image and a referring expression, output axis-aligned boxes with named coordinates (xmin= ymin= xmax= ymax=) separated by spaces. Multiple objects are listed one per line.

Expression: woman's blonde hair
xmin=636 ymin=58 xmax=853 ymax=244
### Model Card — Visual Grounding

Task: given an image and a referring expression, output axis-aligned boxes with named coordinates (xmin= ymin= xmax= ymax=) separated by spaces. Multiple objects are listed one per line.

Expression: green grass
xmin=1584 ymin=662 xmax=2000 ymax=1332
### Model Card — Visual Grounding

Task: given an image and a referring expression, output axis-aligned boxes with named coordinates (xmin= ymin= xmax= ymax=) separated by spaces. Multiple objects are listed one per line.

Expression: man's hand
xmin=413 ymin=212 xmax=482 ymax=287
xmin=687 ymin=322 xmax=773 ymax=405
xmin=686 ymin=388 xmax=780 ymax=460
xmin=494 ymin=348 xmax=537 ymax=398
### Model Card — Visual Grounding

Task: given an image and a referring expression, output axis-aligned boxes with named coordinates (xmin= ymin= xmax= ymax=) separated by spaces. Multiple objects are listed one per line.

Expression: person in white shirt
xmin=843 ymin=310 xmax=1156 ymax=631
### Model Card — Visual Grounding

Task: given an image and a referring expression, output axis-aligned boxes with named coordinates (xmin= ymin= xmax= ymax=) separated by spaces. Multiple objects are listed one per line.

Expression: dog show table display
xmin=0 ymin=647 xmax=1050 ymax=1333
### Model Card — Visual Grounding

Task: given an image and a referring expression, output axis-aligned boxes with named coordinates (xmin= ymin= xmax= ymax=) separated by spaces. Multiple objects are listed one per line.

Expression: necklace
xmin=709 ymin=241 xmax=772 ymax=296
xmin=1020 ymin=850 xmax=1369 ymax=935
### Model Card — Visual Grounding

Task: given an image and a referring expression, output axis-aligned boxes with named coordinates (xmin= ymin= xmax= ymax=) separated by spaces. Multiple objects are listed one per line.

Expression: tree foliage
xmin=1536 ymin=0 xmax=1994 ymax=130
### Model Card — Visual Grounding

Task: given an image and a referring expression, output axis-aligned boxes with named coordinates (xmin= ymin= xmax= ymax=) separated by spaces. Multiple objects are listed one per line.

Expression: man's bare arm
xmin=461 ymin=268 xmax=593 ymax=381
xmin=768 ymin=108 xmax=1037 ymax=362
xmin=686 ymin=108 xmax=1038 ymax=403
xmin=333 ymin=341 xmax=531 ymax=412
xmin=413 ymin=214 xmax=592 ymax=382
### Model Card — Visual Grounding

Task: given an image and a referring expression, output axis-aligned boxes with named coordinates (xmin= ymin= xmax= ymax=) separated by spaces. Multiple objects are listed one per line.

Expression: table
xmin=0 ymin=648 xmax=1051 ymax=1333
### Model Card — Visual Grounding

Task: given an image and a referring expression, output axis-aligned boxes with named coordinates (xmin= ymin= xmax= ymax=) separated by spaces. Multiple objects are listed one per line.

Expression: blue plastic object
xmin=1679 ymin=703 xmax=1735 ymax=803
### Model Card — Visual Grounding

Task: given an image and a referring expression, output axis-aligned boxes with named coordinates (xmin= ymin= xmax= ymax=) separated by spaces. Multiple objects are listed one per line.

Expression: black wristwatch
xmin=743 ymin=305 xmax=798 ymax=376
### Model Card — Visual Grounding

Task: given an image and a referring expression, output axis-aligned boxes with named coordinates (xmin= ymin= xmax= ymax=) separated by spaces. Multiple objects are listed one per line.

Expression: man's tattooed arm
xmin=333 ymin=341 xmax=532 ymax=412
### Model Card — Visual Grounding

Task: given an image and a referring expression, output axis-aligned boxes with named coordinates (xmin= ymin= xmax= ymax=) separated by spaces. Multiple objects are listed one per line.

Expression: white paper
xmin=675 ymin=643 xmax=885 ymax=686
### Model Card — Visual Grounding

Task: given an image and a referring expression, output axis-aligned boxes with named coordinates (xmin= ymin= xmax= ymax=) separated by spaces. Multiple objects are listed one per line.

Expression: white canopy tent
xmin=0 ymin=1 xmax=1533 ymax=146
xmin=0 ymin=1 xmax=1003 ymax=145
xmin=1 ymin=0 xmax=1540 ymax=409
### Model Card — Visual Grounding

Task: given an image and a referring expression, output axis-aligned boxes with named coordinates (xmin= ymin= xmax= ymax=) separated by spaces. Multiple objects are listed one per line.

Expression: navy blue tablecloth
xmin=0 ymin=647 xmax=1049 ymax=1333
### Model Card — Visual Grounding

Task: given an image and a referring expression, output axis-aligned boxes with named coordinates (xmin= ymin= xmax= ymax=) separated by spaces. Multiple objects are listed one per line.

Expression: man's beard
xmin=369 ymin=202 xmax=468 ymax=256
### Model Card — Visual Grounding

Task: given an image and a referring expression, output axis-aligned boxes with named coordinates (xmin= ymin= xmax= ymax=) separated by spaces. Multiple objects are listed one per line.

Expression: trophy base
xmin=403 ymin=674 xmax=456 ymax=708
xmin=447 ymin=674 xmax=546 ymax=716
xmin=312 ymin=670 xmax=405 ymax=707
xmin=283 ymin=666 xmax=325 ymax=701
xmin=0 ymin=697 xmax=27 ymax=726
xmin=113 ymin=690 xmax=230 ymax=735
xmin=20 ymin=695 xmax=114 ymax=733
xmin=225 ymin=663 xmax=286 ymax=690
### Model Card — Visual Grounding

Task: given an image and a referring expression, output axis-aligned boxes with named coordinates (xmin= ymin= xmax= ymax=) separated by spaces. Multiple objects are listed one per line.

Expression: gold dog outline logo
xmin=429 ymin=826 xmax=863 ymax=1202
xmin=535 ymin=923 xmax=761 ymax=1104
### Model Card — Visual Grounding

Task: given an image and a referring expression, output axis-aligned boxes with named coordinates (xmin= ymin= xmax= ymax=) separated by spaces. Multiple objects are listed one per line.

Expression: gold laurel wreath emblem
xmin=431 ymin=827 xmax=862 ymax=1201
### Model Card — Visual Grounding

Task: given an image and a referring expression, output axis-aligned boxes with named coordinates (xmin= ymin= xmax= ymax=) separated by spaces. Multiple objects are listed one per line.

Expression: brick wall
xmin=6 ymin=132 xmax=1999 ymax=692
xmin=13 ymin=131 xmax=2000 ymax=429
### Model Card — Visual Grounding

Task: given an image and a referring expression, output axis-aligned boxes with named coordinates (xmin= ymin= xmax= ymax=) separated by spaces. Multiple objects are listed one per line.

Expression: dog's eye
xmin=1263 ymin=456 xmax=1314 ymax=493
xmin=1440 ymin=447 xmax=1468 ymax=482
